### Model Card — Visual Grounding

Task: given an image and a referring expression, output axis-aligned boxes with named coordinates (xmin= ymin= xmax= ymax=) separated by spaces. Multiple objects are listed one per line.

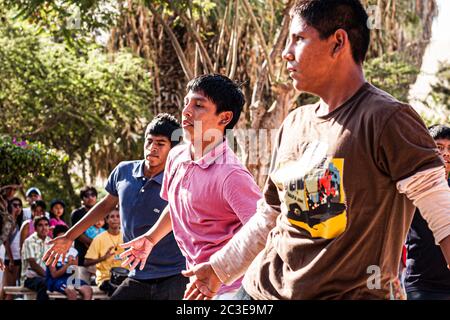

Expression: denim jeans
xmin=233 ymin=286 xmax=254 ymax=300
xmin=110 ymin=273 xmax=189 ymax=300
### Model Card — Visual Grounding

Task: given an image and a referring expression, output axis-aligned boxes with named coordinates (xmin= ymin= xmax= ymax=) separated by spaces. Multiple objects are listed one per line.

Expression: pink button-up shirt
xmin=161 ymin=139 xmax=262 ymax=294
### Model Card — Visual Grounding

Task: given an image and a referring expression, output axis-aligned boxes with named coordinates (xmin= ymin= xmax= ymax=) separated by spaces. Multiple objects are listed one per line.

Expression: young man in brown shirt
xmin=183 ymin=0 xmax=450 ymax=300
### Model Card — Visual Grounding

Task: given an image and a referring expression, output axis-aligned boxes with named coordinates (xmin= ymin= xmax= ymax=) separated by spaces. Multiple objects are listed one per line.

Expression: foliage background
xmin=0 ymin=0 xmax=447 ymax=213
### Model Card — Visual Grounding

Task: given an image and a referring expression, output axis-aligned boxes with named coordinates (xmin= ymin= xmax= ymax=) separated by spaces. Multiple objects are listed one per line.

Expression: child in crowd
xmin=49 ymin=199 xmax=68 ymax=238
xmin=45 ymin=225 xmax=93 ymax=300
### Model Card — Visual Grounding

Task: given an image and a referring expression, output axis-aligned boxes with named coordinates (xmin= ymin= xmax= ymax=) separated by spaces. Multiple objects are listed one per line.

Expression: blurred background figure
xmin=0 ymin=198 xmax=24 ymax=300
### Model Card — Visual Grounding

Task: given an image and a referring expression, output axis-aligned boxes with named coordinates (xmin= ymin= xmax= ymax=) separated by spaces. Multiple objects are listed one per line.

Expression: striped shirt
xmin=21 ymin=232 xmax=51 ymax=279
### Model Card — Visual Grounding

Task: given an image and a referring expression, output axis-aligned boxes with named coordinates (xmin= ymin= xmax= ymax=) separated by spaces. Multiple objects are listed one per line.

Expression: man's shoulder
xmin=363 ymin=82 xmax=409 ymax=110
xmin=71 ymin=207 xmax=85 ymax=216
xmin=114 ymin=160 xmax=142 ymax=172
xmin=281 ymin=103 xmax=317 ymax=129
xmin=166 ymin=143 xmax=189 ymax=167
xmin=23 ymin=232 xmax=37 ymax=245
xmin=70 ymin=207 xmax=88 ymax=222
xmin=169 ymin=142 xmax=188 ymax=158
xmin=91 ymin=231 xmax=107 ymax=243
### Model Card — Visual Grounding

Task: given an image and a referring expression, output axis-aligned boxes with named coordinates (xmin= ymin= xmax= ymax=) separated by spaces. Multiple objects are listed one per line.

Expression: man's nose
xmin=148 ymin=142 xmax=158 ymax=152
xmin=182 ymin=102 xmax=193 ymax=117
xmin=282 ymin=43 xmax=294 ymax=61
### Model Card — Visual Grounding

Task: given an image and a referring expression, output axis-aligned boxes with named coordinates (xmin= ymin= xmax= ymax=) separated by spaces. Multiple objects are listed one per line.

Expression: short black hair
xmin=49 ymin=199 xmax=66 ymax=219
xmin=53 ymin=224 xmax=69 ymax=237
xmin=31 ymin=200 xmax=46 ymax=212
xmin=7 ymin=197 xmax=23 ymax=227
xmin=33 ymin=216 xmax=49 ymax=229
xmin=429 ymin=124 xmax=450 ymax=140
xmin=80 ymin=186 xmax=97 ymax=199
xmin=145 ymin=113 xmax=182 ymax=147
xmin=187 ymin=74 xmax=245 ymax=131
xmin=291 ymin=0 xmax=370 ymax=64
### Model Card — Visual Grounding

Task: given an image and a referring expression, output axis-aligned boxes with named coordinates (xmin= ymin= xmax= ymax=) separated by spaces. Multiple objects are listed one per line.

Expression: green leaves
xmin=0 ymin=7 xmax=153 ymax=204
xmin=0 ymin=135 xmax=67 ymax=186
xmin=364 ymin=53 xmax=419 ymax=102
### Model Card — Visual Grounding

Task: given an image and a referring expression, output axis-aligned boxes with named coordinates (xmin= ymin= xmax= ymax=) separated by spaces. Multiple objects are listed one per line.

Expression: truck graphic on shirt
xmin=284 ymin=159 xmax=347 ymax=239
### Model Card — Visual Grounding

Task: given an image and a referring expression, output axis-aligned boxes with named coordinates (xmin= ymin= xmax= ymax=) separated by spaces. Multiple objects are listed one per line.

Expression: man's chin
xmin=146 ymin=159 xmax=161 ymax=167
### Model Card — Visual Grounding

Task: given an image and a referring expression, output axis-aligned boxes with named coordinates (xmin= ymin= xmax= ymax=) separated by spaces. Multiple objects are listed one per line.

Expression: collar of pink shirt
xmin=177 ymin=138 xmax=239 ymax=169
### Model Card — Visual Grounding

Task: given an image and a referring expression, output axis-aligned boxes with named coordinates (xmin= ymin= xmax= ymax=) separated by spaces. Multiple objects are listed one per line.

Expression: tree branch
xmin=147 ymin=3 xmax=193 ymax=80
xmin=174 ymin=7 xmax=215 ymax=73
xmin=214 ymin=2 xmax=230 ymax=72
xmin=241 ymin=0 xmax=274 ymax=82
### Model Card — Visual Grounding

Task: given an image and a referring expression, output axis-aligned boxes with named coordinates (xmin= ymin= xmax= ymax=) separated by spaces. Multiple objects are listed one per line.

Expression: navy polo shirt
xmin=105 ymin=160 xmax=186 ymax=280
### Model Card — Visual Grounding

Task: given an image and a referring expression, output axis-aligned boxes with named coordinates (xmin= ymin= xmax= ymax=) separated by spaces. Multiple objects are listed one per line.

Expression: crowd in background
xmin=0 ymin=186 xmax=127 ymax=300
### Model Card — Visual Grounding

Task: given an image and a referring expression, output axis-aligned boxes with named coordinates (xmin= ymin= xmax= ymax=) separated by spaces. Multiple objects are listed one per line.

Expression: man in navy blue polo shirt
xmin=43 ymin=113 xmax=187 ymax=300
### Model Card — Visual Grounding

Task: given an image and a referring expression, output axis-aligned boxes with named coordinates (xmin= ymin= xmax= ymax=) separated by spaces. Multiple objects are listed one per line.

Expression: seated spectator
xmin=84 ymin=208 xmax=127 ymax=296
xmin=20 ymin=200 xmax=46 ymax=250
xmin=85 ymin=219 xmax=106 ymax=240
xmin=49 ymin=199 xmax=68 ymax=238
xmin=45 ymin=225 xmax=92 ymax=300
xmin=21 ymin=216 xmax=51 ymax=300
xmin=0 ymin=198 xmax=24 ymax=300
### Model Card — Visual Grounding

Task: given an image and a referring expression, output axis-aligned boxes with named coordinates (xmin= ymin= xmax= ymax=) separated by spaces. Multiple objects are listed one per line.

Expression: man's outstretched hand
xmin=182 ymin=262 xmax=222 ymax=300
xmin=43 ymin=235 xmax=73 ymax=266
xmin=120 ymin=235 xmax=154 ymax=271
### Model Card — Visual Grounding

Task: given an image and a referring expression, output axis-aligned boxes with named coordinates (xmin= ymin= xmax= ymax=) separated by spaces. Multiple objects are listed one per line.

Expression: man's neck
xmin=38 ymin=234 xmax=46 ymax=241
xmin=108 ymin=228 xmax=120 ymax=236
xmin=316 ymin=66 xmax=366 ymax=115
xmin=143 ymin=162 xmax=164 ymax=178
xmin=190 ymin=135 xmax=224 ymax=161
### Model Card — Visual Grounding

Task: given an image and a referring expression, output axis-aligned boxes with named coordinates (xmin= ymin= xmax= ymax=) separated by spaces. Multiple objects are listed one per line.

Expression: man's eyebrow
xmin=188 ymin=95 xmax=208 ymax=102
xmin=293 ymin=31 xmax=306 ymax=36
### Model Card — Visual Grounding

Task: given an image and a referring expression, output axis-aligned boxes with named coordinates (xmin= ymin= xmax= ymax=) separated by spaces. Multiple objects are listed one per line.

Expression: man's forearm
xmin=29 ymin=259 xmax=45 ymax=277
xmin=144 ymin=206 xmax=173 ymax=244
xmin=78 ymin=234 xmax=92 ymax=247
xmin=210 ymin=199 xmax=279 ymax=285
xmin=397 ymin=167 xmax=450 ymax=244
xmin=439 ymin=235 xmax=450 ymax=268
xmin=67 ymin=194 xmax=118 ymax=241
xmin=84 ymin=257 xmax=104 ymax=267
xmin=50 ymin=264 xmax=70 ymax=278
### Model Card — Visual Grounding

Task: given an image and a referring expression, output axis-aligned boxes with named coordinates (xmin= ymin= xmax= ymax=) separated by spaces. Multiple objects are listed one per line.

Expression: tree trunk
xmin=62 ymin=161 xmax=79 ymax=209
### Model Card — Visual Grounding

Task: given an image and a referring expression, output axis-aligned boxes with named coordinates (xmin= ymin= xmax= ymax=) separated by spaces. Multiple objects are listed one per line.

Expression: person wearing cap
xmin=23 ymin=187 xmax=50 ymax=221
xmin=49 ymin=199 xmax=68 ymax=238
xmin=22 ymin=187 xmax=42 ymax=221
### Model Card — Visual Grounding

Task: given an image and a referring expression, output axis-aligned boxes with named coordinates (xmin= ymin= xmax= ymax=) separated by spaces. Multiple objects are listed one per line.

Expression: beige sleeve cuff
xmin=210 ymin=199 xmax=279 ymax=285
xmin=397 ymin=166 xmax=450 ymax=245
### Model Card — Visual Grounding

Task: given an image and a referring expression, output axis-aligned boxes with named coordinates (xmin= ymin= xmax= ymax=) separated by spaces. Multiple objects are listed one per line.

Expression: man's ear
xmin=331 ymin=29 xmax=348 ymax=57
xmin=219 ymin=111 xmax=233 ymax=127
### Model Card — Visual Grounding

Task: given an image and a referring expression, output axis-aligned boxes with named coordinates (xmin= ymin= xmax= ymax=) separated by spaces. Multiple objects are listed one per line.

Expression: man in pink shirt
xmin=120 ymin=74 xmax=262 ymax=299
